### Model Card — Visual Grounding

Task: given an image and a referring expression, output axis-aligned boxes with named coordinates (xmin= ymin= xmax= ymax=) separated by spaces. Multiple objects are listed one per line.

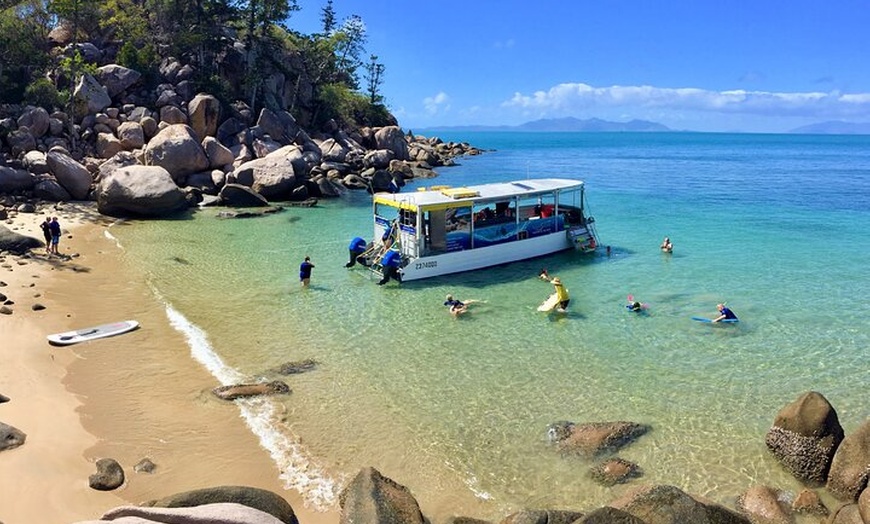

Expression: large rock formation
xmin=0 ymin=225 xmax=43 ymax=254
xmin=735 ymin=485 xmax=793 ymax=524
xmin=143 ymin=124 xmax=210 ymax=181
xmin=609 ymin=484 xmax=751 ymax=524
xmin=339 ymin=467 xmax=425 ymax=524
xmin=46 ymin=149 xmax=93 ymax=199
xmin=826 ymin=418 xmax=870 ymax=502
xmin=97 ymin=165 xmax=187 ymax=217
xmin=142 ymin=485 xmax=298 ymax=524
xmin=764 ymin=391 xmax=844 ymax=485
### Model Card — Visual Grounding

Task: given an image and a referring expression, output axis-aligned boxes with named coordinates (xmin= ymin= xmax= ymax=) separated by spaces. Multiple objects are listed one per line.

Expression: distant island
xmin=787 ymin=121 xmax=870 ymax=135
xmin=419 ymin=117 xmax=671 ymax=133
xmin=420 ymin=117 xmax=870 ymax=135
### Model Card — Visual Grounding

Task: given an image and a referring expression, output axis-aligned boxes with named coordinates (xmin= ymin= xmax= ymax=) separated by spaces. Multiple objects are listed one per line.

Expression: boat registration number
xmin=415 ymin=261 xmax=438 ymax=270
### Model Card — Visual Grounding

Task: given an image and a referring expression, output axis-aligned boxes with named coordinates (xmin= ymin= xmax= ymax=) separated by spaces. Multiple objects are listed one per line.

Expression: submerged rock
xmin=547 ymin=420 xmax=650 ymax=456
xmin=212 ymin=380 xmax=290 ymax=401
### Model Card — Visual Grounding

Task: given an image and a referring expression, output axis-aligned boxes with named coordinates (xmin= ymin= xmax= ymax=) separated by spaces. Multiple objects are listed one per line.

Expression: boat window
xmin=556 ymin=189 xmax=584 ymax=225
xmin=375 ymin=202 xmax=400 ymax=223
xmin=516 ymin=194 xmax=561 ymax=239
xmin=519 ymin=195 xmax=556 ymax=220
xmin=445 ymin=206 xmax=472 ymax=251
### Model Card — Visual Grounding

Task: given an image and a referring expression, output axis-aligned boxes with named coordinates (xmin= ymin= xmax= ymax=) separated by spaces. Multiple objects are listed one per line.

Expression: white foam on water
xmin=161 ymin=297 xmax=340 ymax=510
xmin=103 ymin=228 xmax=124 ymax=250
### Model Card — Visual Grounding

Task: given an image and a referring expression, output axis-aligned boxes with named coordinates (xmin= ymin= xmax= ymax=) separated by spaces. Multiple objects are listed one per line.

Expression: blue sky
xmin=290 ymin=1 xmax=870 ymax=133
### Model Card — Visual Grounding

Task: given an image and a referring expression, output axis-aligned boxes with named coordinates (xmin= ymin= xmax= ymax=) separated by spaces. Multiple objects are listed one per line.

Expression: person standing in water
xmin=540 ymin=270 xmax=570 ymax=312
xmin=660 ymin=237 xmax=673 ymax=253
xmin=299 ymin=256 xmax=315 ymax=287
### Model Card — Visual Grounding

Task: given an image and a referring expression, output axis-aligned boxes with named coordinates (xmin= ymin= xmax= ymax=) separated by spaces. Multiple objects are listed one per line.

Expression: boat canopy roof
xmin=374 ymin=178 xmax=584 ymax=210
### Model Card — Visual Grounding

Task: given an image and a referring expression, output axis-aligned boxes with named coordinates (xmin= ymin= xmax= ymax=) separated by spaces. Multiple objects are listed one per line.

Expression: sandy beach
xmin=0 ymin=203 xmax=339 ymax=524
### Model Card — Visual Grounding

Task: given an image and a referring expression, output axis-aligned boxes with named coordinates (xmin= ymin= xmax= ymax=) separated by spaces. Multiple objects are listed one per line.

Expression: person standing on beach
xmin=40 ymin=217 xmax=52 ymax=255
xmin=299 ymin=256 xmax=315 ymax=287
xmin=49 ymin=217 xmax=61 ymax=255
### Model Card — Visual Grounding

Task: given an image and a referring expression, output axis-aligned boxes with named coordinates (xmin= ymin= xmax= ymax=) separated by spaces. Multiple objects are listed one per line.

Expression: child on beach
xmin=49 ymin=217 xmax=61 ymax=255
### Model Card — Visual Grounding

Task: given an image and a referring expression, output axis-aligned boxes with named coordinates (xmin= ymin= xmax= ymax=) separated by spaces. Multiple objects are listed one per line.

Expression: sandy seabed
xmin=0 ymin=203 xmax=338 ymax=524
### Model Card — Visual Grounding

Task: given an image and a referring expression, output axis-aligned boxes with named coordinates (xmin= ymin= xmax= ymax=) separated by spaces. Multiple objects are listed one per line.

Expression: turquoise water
xmin=111 ymin=132 xmax=870 ymax=517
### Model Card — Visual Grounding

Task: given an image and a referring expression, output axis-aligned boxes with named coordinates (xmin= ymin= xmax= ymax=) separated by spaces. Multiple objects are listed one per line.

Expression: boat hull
xmin=398 ymin=232 xmax=574 ymax=281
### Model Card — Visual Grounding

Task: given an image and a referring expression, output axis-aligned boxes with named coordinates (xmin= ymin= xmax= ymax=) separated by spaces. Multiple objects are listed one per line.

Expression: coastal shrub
xmin=117 ymin=41 xmax=160 ymax=87
xmin=23 ymin=78 xmax=63 ymax=110
xmin=316 ymin=84 xmax=395 ymax=129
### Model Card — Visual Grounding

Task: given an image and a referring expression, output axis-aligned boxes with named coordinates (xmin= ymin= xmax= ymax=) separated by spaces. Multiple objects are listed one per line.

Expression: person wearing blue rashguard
xmin=712 ymin=303 xmax=737 ymax=323
xmin=299 ymin=256 xmax=315 ymax=287
xmin=345 ymin=237 xmax=368 ymax=268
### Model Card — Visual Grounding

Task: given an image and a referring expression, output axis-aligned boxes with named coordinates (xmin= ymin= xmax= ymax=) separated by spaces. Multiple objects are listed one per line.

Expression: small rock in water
xmin=0 ymin=306 xmax=12 ymax=315
xmin=134 ymin=457 xmax=157 ymax=474
xmin=31 ymin=303 xmax=46 ymax=311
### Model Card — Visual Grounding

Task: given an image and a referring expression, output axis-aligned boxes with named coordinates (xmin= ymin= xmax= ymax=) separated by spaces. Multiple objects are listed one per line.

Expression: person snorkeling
xmin=626 ymin=294 xmax=647 ymax=312
xmin=443 ymin=294 xmax=484 ymax=317
xmin=443 ymin=294 xmax=468 ymax=316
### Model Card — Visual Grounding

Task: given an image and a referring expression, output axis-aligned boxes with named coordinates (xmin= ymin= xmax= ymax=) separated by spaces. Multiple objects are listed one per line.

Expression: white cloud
xmin=423 ymin=92 xmax=451 ymax=115
xmin=502 ymin=83 xmax=870 ymax=119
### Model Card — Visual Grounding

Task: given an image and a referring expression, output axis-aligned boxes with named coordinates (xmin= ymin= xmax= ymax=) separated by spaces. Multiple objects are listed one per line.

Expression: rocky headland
xmin=1 ymin=49 xmax=481 ymax=219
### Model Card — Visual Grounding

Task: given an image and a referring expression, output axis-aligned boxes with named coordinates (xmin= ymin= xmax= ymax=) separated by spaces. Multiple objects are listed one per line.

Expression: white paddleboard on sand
xmin=47 ymin=320 xmax=139 ymax=346
xmin=537 ymin=293 xmax=560 ymax=312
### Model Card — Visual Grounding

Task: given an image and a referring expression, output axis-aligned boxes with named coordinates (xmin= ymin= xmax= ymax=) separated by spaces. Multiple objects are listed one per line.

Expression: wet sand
xmin=0 ymin=204 xmax=339 ymax=524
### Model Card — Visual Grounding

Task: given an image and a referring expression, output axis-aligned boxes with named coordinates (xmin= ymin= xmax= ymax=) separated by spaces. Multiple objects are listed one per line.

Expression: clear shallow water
xmin=111 ymin=132 xmax=870 ymax=518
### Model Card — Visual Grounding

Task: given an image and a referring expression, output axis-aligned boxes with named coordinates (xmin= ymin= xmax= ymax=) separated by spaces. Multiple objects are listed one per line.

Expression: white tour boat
xmin=345 ymin=178 xmax=599 ymax=283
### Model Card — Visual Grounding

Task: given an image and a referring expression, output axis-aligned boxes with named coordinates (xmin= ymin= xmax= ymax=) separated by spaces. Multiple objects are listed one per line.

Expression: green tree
xmin=332 ymin=14 xmax=365 ymax=89
xmin=319 ymin=0 xmax=335 ymax=35
xmin=363 ymin=53 xmax=384 ymax=104
xmin=0 ymin=1 xmax=52 ymax=102
xmin=238 ymin=0 xmax=299 ymax=110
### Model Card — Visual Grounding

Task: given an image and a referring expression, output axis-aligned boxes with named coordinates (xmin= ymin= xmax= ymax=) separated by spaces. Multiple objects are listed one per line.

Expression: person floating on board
xmin=712 ymin=303 xmax=737 ymax=323
xmin=443 ymin=294 xmax=484 ymax=317
xmin=540 ymin=270 xmax=570 ymax=312
xmin=660 ymin=236 xmax=673 ymax=253
xmin=299 ymin=256 xmax=315 ymax=287
xmin=345 ymin=237 xmax=368 ymax=268
xmin=627 ymin=296 xmax=643 ymax=312
xmin=444 ymin=294 xmax=468 ymax=316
